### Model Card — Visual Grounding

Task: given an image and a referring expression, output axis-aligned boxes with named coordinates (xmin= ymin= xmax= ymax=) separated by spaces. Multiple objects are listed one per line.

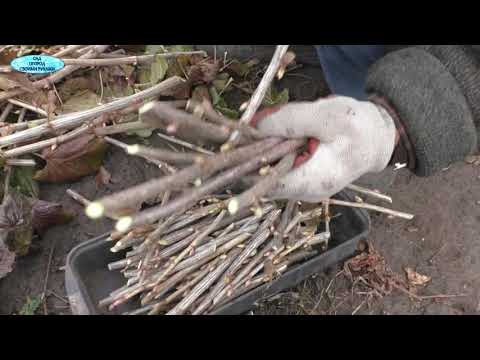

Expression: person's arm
xmin=366 ymin=45 xmax=479 ymax=176
xmin=255 ymin=46 xmax=480 ymax=201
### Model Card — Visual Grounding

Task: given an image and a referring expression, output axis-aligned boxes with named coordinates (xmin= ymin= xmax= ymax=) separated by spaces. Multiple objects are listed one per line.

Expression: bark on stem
xmin=2 ymin=116 xmax=109 ymax=158
xmin=124 ymin=144 xmax=207 ymax=165
xmin=0 ymin=77 xmax=184 ymax=148
xmin=93 ymin=121 xmax=154 ymax=136
xmin=140 ymin=101 xmax=231 ymax=145
xmin=115 ymin=139 xmax=304 ymax=231
xmin=196 ymin=98 xmax=263 ymax=141
xmin=346 ymin=184 xmax=393 ymax=204
xmin=150 ymin=211 xmax=226 ymax=289
xmin=225 ymin=45 xmax=290 ymax=147
xmin=103 ymin=136 xmax=176 ymax=173
xmin=5 ymin=159 xmax=36 ymax=167
xmin=147 ymin=260 xmax=216 ymax=315
xmin=60 ymin=51 xmax=206 ymax=67
xmin=328 ymin=199 xmax=414 ymax=220
xmin=227 ymin=152 xmax=297 ymax=215
xmin=157 ymin=132 xmax=215 ymax=155
xmin=8 ymin=99 xmax=48 ymax=117
xmin=166 ymin=248 xmax=242 ymax=315
xmin=53 ymin=45 xmax=87 ymax=57
xmin=88 ymin=138 xmax=283 ymax=220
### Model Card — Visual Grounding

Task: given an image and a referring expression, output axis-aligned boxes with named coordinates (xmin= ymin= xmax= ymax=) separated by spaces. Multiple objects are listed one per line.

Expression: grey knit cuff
xmin=415 ymin=45 xmax=480 ymax=141
xmin=366 ymin=47 xmax=478 ymax=177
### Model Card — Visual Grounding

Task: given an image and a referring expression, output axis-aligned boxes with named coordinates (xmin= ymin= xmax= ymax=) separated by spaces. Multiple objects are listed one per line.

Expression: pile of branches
xmin=0 ymin=45 xmax=413 ymax=314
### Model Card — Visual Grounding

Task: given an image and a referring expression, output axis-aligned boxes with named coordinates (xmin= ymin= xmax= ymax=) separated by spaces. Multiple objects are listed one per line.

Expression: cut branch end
xmin=86 ymin=202 xmax=105 ymax=219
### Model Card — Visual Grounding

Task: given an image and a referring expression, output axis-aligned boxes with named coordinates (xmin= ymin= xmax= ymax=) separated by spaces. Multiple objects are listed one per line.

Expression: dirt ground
xmin=1 ymin=64 xmax=479 ymax=315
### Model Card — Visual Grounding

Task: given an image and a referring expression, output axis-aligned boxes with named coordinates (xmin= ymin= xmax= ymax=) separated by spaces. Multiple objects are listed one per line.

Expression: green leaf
xmin=13 ymin=226 xmax=33 ymax=257
xmin=262 ymin=86 xmax=289 ymax=107
xmin=166 ymin=45 xmax=194 ymax=52
xmin=227 ymin=58 xmax=260 ymax=77
xmin=150 ymin=56 xmax=169 ymax=84
xmin=212 ymin=78 xmax=232 ymax=94
xmin=209 ymin=86 xmax=221 ymax=107
xmin=128 ymin=128 xmax=153 ymax=138
xmin=276 ymin=88 xmax=290 ymax=105
xmin=208 ymin=86 xmax=239 ymax=119
xmin=137 ymin=66 xmax=151 ymax=85
xmin=11 ymin=166 xmax=39 ymax=199
xmin=145 ymin=45 xmax=166 ymax=55
xmin=215 ymin=106 xmax=239 ymax=119
xmin=217 ymin=72 xmax=230 ymax=81
xmin=19 ymin=296 xmax=42 ymax=315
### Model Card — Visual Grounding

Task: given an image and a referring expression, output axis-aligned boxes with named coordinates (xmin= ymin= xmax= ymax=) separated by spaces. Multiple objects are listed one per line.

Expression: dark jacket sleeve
xmin=365 ymin=46 xmax=480 ymax=177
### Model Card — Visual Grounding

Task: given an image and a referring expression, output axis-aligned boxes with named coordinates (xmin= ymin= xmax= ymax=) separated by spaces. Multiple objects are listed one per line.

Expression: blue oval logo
xmin=11 ymin=55 xmax=64 ymax=74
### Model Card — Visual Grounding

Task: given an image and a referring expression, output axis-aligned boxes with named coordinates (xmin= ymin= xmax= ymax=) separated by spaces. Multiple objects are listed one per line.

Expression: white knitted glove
xmin=256 ymin=96 xmax=397 ymax=202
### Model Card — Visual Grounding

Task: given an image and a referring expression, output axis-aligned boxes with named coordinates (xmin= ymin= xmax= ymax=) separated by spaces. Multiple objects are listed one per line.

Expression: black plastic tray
xmin=65 ymin=192 xmax=370 ymax=315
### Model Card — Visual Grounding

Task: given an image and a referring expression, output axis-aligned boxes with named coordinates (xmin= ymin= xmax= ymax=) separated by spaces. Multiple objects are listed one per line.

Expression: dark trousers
xmin=314 ymin=45 xmax=386 ymax=100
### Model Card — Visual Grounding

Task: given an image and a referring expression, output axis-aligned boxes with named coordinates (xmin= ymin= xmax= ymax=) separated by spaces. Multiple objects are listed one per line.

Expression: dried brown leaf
xmin=31 ymin=199 xmax=75 ymax=234
xmin=61 ymin=90 xmax=99 ymax=113
xmin=161 ymin=80 xmax=192 ymax=100
xmin=277 ymin=51 xmax=296 ymax=79
xmin=465 ymin=155 xmax=480 ymax=165
xmin=58 ymin=76 xmax=99 ymax=101
xmin=188 ymin=60 xmax=220 ymax=84
xmin=0 ymin=47 xmax=19 ymax=65
xmin=0 ymin=192 xmax=33 ymax=256
xmin=33 ymin=134 xmax=109 ymax=183
xmin=405 ymin=268 xmax=431 ymax=287
xmin=0 ymin=125 xmax=15 ymax=137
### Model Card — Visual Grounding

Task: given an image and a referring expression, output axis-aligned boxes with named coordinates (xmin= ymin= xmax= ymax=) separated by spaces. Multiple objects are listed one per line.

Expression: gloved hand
xmin=254 ymin=96 xmax=398 ymax=202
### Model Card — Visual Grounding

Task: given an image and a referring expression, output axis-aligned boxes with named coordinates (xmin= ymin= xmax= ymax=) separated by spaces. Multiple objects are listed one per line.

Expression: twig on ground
xmin=42 ymin=239 xmax=57 ymax=315
xmin=8 ymin=99 xmax=48 ymax=117
xmin=328 ymin=199 xmax=414 ymax=220
xmin=346 ymin=184 xmax=393 ymax=204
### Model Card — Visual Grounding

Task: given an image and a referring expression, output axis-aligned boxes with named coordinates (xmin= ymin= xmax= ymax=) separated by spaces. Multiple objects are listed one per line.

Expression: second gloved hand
xmin=255 ymin=96 xmax=398 ymax=202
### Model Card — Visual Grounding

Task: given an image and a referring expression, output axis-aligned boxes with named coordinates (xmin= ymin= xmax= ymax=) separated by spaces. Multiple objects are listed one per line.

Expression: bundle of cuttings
xmin=0 ymin=44 xmax=413 ymax=312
